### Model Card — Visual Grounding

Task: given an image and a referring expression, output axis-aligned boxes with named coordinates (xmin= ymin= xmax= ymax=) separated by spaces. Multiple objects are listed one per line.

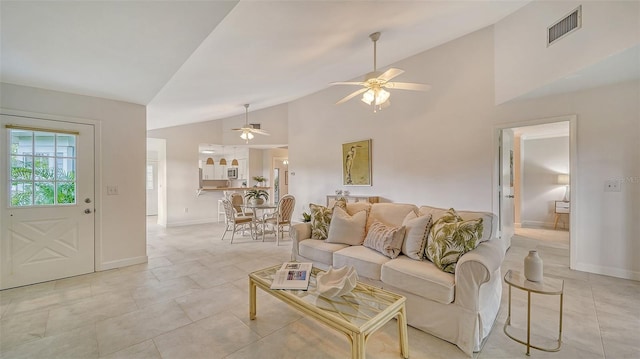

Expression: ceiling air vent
xmin=548 ymin=5 xmax=582 ymax=46
xmin=249 ymin=123 xmax=261 ymax=129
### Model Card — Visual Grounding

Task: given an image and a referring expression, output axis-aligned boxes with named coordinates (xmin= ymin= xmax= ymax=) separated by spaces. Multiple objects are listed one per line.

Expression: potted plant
xmin=302 ymin=211 xmax=311 ymax=222
xmin=253 ymin=175 xmax=266 ymax=187
xmin=245 ymin=189 xmax=269 ymax=205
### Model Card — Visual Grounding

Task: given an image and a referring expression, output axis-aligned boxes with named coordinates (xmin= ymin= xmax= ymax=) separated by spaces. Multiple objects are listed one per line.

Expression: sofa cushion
xmin=426 ymin=208 xmax=484 ymax=274
xmin=401 ymin=212 xmax=433 ymax=260
xmin=299 ymin=239 xmax=349 ymax=265
xmin=346 ymin=202 xmax=372 ymax=216
xmin=326 ymin=207 xmax=367 ymax=245
xmin=419 ymin=205 xmax=494 ymax=243
xmin=333 ymin=246 xmax=390 ymax=281
xmin=367 ymin=203 xmax=418 ymax=231
xmin=363 ymin=220 xmax=406 ymax=258
xmin=381 ymin=255 xmax=455 ymax=304
xmin=309 ymin=199 xmax=346 ymax=240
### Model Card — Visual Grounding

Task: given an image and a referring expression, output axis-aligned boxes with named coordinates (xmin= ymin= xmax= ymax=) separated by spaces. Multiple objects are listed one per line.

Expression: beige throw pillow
xmin=401 ymin=212 xmax=433 ymax=260
xmin=363 ymin=220 xmax=406 ymax=259
xmin=326 ymin=207 xmax=367 ymax=245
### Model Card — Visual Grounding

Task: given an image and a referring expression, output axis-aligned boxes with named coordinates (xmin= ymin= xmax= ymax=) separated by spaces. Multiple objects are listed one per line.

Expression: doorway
xmin=1 ymin=115 xmax=96 ymax=289
xmin=496 ymin=115 xmax=576 ymax=268
xmin=272 ymin=157 xmax=289 ymax=203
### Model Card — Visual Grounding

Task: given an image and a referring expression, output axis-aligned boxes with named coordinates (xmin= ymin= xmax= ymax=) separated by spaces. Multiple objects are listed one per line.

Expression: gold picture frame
xmin=342 ymin=139 xmax=372 ymax=186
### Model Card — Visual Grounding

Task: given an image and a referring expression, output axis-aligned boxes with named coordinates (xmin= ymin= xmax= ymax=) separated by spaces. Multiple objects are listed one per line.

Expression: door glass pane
xmin=7 ymin=129 xmax=77 ymax=207
xmin=10 ymin=155 xmax=32 ymax=180
xmin=34 ymin=132 xmax=56 ymax=156
xmin=56 ymin=134 xmax=76 ymax=156
xmin=10 ymin=130 xmax=32 ymax=155
xmin=57 ymin=158 xmax=75 ymax=180
xmin=10 ymin=182 xmax=32 ymax=206
xmin=34 ymin=156 xmax=55 ymax=180
xmin=57 ymin=183 xmax=76 ymax=204
xmin=34 ymin=182 xmax=55 ymax=205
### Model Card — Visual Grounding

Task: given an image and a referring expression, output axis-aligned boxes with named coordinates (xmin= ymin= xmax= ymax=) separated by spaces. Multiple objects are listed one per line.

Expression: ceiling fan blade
xmin=251 ymin=129 xmax=270 ymax=136
xmin=330 ymin=81 xmax=365 ymax=86
xmin=385 ymin=82 xmax=431 ymax=91
xmin=377 ymin=68 xmax=404 ymax=82
xmin=336 ymin=88 xmax=369 ymax=105
xmin=231 ymin=128 xmax=243 ymax=131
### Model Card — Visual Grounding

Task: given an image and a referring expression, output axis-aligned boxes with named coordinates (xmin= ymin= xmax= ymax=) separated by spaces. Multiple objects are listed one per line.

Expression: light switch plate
xmin=107 ymin=185 xmax=119 ymax=195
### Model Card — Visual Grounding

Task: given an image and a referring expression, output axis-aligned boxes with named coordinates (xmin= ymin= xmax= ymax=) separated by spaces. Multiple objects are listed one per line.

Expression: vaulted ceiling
xmin=2 ymin=1 xmax=534 ymax=130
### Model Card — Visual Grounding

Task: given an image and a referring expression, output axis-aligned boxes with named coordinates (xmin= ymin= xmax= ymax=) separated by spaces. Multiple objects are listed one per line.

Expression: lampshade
xmin=219 ymin=158 xmax=227 ymax=166
xmin=361 ymin=88 xmax=390 ymax=106
xmin=231 ymin=159 xmax=239 ymax=166
xmin=240 ymin=131 xmax=254 ymax=140
xmin=205 ymin=158 xmax=214 ymax=165
xmin=557 ymin=174 xmax=570 ymax=185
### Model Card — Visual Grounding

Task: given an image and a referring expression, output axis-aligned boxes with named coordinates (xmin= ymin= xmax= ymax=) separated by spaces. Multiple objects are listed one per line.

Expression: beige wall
xmin=1 ymin=82 xmax=147 ymax=270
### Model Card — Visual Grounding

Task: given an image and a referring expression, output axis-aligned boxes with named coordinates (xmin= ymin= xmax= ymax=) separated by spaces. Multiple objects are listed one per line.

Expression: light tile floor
xmin=0 ymin=220 xmax=638 ymax=358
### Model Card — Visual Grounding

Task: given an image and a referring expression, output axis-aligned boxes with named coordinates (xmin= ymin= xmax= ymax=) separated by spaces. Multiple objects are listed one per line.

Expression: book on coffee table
xmin=270 ymin=262 xmax=312 ymax=290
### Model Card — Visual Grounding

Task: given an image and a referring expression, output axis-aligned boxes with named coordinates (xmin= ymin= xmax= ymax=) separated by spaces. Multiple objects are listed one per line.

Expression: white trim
xmin=493 ymin=115 xmax=577 ymax=265
xmin=98 ymin=255 xmax=148 ymax=271
xmin=574 ymin=262 xmax=640 ymax=281
xmin=167 ymin=218 xmax=218 ymax=227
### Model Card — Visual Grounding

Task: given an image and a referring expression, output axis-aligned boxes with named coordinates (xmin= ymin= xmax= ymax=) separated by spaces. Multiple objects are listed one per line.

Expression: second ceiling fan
xmin=232 ymin=104 xmax=270 ymax=143
xmin=331 ymin=32 xmax=431 ymax=112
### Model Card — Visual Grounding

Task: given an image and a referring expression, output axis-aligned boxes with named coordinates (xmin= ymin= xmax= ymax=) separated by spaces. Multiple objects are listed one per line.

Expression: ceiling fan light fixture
xmin=361 ymin=88 xmax=390 ymax=106
xmin=240 ymin=131 xmax=254 ymax=140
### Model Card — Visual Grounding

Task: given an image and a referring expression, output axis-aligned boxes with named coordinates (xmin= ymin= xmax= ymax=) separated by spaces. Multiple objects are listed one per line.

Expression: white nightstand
xmin=554 ymin=201 xmax=569 ymax=230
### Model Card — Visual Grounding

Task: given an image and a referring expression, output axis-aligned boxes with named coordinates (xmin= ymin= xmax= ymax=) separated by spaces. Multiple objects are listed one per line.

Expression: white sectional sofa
xmin=290 ymin=202 xmax=505 ymax=355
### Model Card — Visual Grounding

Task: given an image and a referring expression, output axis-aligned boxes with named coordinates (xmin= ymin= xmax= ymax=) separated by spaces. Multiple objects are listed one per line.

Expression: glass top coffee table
xmin=249 ymin=264 xmax=409 ymax=359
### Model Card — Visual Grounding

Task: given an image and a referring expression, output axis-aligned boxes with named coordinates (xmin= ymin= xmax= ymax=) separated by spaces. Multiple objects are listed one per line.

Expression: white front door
xmin=1 ymin=115 xmax=95 ymax=289
xmin=499 ymin=129 xmax=515 ymax=251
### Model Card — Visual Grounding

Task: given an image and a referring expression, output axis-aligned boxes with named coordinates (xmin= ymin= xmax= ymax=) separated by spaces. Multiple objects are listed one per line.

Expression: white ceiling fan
xmin=331 ymin=32 xmax=431 ymax=112
xmin=232 ymin=104 xmax=270 ymax=143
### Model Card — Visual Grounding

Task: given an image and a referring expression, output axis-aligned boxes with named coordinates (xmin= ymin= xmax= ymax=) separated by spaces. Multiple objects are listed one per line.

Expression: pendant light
xmin=219 ymin=145 xmax=227 ymax=166
xmin=206 ymin=158 xmax=214 ymax=165
xmin=231 ymin=147 xmax=239 ymax=166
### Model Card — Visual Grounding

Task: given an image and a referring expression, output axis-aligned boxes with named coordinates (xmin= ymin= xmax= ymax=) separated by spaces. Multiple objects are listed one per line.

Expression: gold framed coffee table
xmin=249 ymin=265 xmax=409 ymax=359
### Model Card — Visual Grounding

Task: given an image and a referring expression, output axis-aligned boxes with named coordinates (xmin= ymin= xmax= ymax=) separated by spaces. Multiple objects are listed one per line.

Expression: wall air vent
xmin=548 ymin=5 xmax=582 ymax=46
xmin=250 ymin=123 xmax=261 ymax=129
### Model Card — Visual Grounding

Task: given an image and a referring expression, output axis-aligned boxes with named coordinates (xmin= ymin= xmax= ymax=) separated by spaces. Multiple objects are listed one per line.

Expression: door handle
xmin=505 ymin=195 xmax=515 ymax=198
xmin=84 ymin=209 xmax=92 ymax=214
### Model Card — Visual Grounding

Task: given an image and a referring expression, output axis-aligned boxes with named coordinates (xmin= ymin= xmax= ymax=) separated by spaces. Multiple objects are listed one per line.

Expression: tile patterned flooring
xmin=0 ymin=220 xmax=638 ymax=358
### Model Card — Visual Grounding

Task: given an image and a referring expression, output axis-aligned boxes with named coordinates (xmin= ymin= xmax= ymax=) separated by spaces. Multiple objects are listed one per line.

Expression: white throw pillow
xmin=326 ymin=207 xmax=367 ymax=245
xmin=363 ymin=220 xmax=406 ymax=259
xmin=401 ymin=212 xmax=433 ymax=260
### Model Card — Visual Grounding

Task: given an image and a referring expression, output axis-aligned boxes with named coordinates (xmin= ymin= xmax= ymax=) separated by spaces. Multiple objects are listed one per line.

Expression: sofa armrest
xmin=290 ymin=222 xmax=312 ymax=259
xmin=454 ymin=238 xmax=505 ymax=310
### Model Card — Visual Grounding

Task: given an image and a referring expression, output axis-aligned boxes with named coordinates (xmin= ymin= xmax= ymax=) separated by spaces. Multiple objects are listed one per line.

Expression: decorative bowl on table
xmin=316 ymin=266 xmax=358 ymax=298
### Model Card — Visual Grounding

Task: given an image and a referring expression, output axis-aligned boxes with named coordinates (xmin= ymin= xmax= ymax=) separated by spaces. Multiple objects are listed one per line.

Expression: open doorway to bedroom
xmin=497 ymin=115 xmax=576 ymax=269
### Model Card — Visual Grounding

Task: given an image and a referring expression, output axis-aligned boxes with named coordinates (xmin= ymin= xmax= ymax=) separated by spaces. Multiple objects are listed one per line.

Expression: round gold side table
xmin=503 ymin=269 xmax=564 ymax=356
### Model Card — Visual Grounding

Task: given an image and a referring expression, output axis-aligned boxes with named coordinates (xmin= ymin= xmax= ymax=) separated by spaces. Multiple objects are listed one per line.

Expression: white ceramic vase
xmin=524 ymin=250 xmax=543 ymax=282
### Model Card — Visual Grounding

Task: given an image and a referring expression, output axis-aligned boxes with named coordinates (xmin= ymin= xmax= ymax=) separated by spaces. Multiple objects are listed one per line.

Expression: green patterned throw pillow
xmin=425 ymin=208 xmax=483 ymax=274
xmin=309 ymin=199 xmax=347 ymax=240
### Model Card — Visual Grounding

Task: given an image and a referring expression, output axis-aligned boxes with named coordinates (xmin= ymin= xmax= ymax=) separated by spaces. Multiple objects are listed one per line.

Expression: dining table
xmin=241 ymin=202 xmax=277 ymax=240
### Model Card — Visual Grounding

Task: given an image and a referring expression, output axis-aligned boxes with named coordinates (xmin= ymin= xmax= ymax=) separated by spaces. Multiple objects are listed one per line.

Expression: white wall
xmin=288 ymin=24 xmax=639 ymax=280
xmin=289 ymin=26 xmax=497 ymax=214
xmin=495 ymin=0 xmax=640 ymax=104
xmin=1 ymin=82 xmax=147 ymax=270
xmin=147 ymin=104 xmax=288 ymax=226
xmin=521 ymin=136 xmax=570 ymax=228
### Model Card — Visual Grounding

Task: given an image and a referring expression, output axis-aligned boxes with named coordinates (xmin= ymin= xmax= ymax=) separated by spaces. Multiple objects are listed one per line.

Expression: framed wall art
xmin=342 ymin=139 xmax=372 ymax=186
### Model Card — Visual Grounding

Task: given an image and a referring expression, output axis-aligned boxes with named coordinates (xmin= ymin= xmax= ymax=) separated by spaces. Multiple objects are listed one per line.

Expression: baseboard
xmin=573 ymin=262 xmax=640 ymax=281
xmin=166 ymin=218 xmax=219 ymax=227
xmin=98 ymin=255 xmax=148 ymax=271
xmin=521 ymin=220 xmax=560 ymax=229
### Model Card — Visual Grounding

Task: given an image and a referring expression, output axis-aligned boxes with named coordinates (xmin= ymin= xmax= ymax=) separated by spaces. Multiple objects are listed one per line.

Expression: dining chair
xmin=262 ymin=194 xmax=296 ymax=245
xmin=229 ymin=192 xmax=252 ymax=216
xmin=221 ymin=198 xmax=254 ymax=243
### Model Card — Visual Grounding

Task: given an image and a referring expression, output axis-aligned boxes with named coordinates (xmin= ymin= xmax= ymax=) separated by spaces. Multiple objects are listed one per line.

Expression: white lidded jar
xmin=524 ymin=250 xmax=543 ymax=282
